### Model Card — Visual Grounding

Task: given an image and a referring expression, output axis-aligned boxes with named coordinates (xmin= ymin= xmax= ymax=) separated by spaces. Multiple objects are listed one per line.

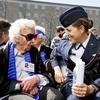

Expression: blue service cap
xmin=59 ymin=6 xmax=88 ymax=27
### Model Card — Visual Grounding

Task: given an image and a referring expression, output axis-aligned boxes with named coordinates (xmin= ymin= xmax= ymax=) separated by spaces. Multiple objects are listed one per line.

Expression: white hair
xmin=35 ymin=25 xmax=46 ymax=39
xmin=9 ymin=18 xmax=36 ymax=44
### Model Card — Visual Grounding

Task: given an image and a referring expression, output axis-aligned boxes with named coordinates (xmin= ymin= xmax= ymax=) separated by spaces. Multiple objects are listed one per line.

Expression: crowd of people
xmin=0 ymin=6 xmax=100 ymax=100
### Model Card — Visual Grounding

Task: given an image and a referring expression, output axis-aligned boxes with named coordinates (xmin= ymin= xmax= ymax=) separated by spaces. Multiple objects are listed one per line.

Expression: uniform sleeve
xmin=50 ymin=38 xmax=72 ymax=68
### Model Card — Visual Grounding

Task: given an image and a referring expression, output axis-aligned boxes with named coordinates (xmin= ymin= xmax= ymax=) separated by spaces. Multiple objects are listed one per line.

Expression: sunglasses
xmin=20 ymin=34 xmax=37 ymax=41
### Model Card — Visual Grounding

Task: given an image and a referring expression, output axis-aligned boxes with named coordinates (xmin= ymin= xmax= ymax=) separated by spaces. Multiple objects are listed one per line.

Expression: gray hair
xmin=9 ymin=18 xmax=36 ymax=44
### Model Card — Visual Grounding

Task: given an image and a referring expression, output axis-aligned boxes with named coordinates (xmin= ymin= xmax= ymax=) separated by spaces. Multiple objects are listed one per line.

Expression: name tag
xmin=22 ymin=62 xmax=35 ymax=72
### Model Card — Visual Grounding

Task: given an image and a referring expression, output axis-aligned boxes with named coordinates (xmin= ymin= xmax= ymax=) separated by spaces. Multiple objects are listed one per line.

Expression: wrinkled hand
xmin=21 ymin=76 xmax=40 ymax=93
xmin=28 ymin=86 xmax=39 ymax=96
xmin=72 ymin=83 xmax=91 ymax=97
xmin=54 ymin=66 xmax=64 ymax=84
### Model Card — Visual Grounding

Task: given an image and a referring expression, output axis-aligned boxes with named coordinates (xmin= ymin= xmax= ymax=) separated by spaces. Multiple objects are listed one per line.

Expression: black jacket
xmin=67 ymin=34 xmax=100 ymax=85
xmin=38 ymin=45 xmax=52 ymax=72
xmin=0 ymin=43 xmax=41 ymax=97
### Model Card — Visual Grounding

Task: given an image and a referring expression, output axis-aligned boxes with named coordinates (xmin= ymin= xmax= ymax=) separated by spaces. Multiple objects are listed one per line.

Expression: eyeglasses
xmin=20 ymin=33 xmax=37 ymax=41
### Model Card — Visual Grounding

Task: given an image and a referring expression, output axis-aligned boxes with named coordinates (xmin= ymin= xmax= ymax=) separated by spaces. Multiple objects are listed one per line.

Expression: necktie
xmin=74 ymin=43 xmax=85 ymax=50
xmin=69 ymin=43 xmax=85 ymax=56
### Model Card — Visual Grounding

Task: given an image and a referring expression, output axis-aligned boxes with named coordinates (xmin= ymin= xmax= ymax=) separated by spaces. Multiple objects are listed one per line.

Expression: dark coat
xmin=38 ymin=45 xmax=52 ymax=72
xmin=51 ymin=34 xmax=100 ymax=87
xmin=67 ymin=34 xmax=100 ymax=84
xmin=0 ymin=43 xmax=41 ymax=97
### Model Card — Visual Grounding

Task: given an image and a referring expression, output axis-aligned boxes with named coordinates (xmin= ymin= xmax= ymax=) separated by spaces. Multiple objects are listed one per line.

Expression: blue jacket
xmin=50 ymin=37 xmax=72 ymax=67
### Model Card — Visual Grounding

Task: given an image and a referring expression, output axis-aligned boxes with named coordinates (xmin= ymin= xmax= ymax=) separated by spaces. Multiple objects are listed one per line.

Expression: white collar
xmin=38 ymin=45 xmax=41 ymax=51
xmin=14 ymin=48 xmax=22 ymax=56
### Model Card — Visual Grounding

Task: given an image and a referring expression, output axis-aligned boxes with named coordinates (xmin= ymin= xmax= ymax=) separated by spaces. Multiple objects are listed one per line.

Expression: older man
xmin=0 ymin=19 xmax=64 ymax=100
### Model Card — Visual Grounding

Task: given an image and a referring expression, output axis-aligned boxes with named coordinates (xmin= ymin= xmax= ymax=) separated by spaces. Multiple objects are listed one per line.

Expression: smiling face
xmin=65 ymin=25 xmax=88 ymax=44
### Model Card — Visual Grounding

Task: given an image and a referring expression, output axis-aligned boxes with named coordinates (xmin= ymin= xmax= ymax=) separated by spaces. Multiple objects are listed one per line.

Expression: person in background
xmin=50 ymin=26 xmax=65 ymax=49
xmin=88 ymin=20 xmax=97 ymax=36
xmin=32 ymin=26 xmax=53 ymax=72
xmin=89 ymin=26 xmax=100 ymax=39
xmin=0 ymin=18 xmax=11 ymax=48
xmin=89 ymin=27 xmax=97 ymax=35
xmin=32 ymin=26 xmax=57 ymax=87
xmin=0 ymin=19 xmax=65 ymax=100
xmin=89 ymin=20 xmax=100 ymax=39
xmin=31 ymin=25 xmax=65 ymax=100
xmin=50 ymin=6 xmax=100 ymax=100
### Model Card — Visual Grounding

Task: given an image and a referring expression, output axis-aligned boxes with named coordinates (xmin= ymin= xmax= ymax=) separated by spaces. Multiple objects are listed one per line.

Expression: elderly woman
xmin=50 ymin=6 xmax=100 ymax=100
xmin=0 ymin=18 xmax=39 ymax=100
xmin=0 ymin=19 xmax=65 ymax=100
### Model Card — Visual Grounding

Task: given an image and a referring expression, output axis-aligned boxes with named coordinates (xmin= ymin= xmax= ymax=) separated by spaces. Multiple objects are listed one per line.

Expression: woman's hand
xmin=72 ymin=83 xmax=90 ymax=97
xmin=29 ymin=86 xmax=39 ymax=96
xmin=54 ymin=66 xmax=64 ymax=84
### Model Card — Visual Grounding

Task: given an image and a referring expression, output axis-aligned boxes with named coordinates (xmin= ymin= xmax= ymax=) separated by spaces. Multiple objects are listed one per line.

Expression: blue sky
xmin=34 ymin=0 xmax=100 ymax=8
